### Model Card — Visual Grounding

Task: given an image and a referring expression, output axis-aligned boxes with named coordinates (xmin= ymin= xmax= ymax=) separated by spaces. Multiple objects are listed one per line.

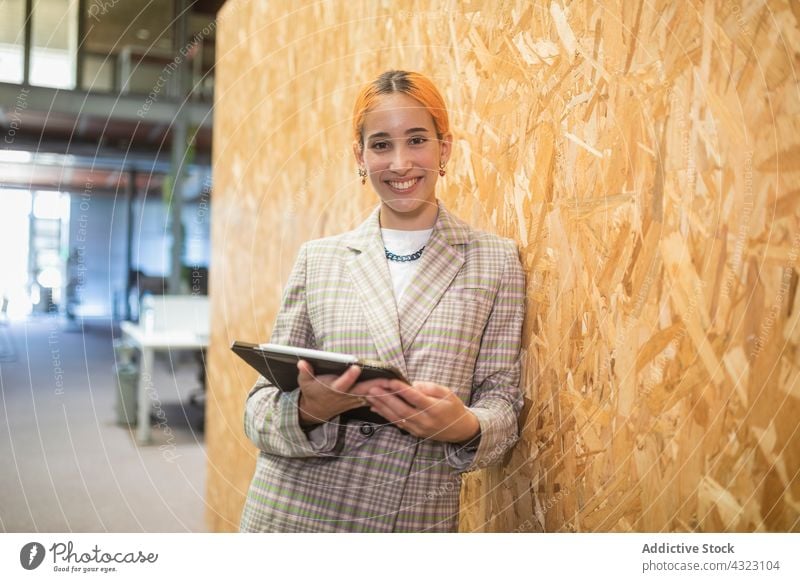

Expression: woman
xmin=240 ymin=70 xmax=525 ymax=532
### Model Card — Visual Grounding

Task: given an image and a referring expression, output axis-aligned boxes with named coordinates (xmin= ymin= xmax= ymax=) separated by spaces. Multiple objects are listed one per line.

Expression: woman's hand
xmin=296 ymin=360 xmax=367 ymax=426
xmin=350 ymin=380 xmax=480 ymax=444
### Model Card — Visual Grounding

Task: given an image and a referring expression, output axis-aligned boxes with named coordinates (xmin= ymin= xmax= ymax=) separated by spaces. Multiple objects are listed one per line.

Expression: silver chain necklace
xmin=385 ymin=246 xmax=425 ymax=262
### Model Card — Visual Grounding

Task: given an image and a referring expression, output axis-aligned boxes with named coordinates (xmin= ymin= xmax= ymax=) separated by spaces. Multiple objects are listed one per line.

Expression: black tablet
xmin=230 ymin=341 xmax=409 ymax=391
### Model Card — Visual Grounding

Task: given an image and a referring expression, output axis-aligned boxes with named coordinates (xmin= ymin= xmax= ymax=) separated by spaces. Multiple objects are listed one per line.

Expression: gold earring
xmin=358 ymin=167 xmax=367 ymax=185
xmin=438 ymin=161 xmax=446 ymax=177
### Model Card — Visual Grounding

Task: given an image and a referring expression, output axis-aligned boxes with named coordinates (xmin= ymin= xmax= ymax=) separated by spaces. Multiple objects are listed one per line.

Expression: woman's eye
xmin=409 ymin=136 xmax=428 ymax=145
xmin=370 ymin=141 xmax=389 ymax=150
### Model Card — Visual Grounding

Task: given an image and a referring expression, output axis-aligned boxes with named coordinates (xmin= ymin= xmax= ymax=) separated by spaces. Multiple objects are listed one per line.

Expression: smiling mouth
xmin=386 ymin=177 xmax=422 ymax=192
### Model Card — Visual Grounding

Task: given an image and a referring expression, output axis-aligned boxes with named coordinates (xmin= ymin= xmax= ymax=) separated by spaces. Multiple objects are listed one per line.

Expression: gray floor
xmin=0 ymin=316 xmax=208 ymax=532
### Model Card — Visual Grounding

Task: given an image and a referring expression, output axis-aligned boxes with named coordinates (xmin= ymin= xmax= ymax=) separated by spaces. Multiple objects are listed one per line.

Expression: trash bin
xmin=114 ymin=339 xmax=139 ymax=426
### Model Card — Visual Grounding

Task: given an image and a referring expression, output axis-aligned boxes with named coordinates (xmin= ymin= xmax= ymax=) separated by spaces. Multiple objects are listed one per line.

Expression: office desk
xmin=120 ymin=321 xmax=209 ymax=444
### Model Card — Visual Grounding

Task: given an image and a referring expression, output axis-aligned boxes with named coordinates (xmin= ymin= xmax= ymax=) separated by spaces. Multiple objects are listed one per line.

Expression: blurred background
xmin=0 ymin=0 xmax=223 ymax=532
xmin=0 ymin=0 xmax=218 ymax=320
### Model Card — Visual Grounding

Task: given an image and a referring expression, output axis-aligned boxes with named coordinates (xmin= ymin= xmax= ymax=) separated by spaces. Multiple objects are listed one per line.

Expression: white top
xmin=380 ymin=227 xmax=433 ymax=303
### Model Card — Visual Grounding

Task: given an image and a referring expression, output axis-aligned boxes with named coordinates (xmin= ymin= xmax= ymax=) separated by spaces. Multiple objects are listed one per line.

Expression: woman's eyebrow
xmin=367 ymin=128 xmax=431 ymax=140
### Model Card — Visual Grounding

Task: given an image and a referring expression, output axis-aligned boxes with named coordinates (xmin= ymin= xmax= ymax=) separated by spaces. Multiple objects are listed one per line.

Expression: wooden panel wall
xmin=209 ymin=0 xmax=800 ymax=532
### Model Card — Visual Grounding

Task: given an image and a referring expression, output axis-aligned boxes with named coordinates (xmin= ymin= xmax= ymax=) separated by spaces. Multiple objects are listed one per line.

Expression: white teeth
xmin=388 ymin=178 xmax=419 ymax=190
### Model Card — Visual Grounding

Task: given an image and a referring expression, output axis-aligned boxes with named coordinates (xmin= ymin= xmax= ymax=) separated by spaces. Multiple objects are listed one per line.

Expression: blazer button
xmin=359 ymin=423 xmax=375 ymax=437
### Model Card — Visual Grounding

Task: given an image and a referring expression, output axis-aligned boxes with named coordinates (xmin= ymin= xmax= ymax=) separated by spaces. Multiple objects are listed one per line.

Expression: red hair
xmin=352 ymin=70 xmax=449 ymax=149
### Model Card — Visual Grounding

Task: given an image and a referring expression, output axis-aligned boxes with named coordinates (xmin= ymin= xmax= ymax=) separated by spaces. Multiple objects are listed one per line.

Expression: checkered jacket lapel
xmin=343 ymin=206 xmax=408 ymax=378
xmin=397 ymin=203 xmax=468 ymax=353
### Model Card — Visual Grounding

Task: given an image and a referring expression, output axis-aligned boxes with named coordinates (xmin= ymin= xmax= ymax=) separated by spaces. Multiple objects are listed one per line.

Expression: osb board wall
xmin=209 ymin=0 xmax=800 ymax=532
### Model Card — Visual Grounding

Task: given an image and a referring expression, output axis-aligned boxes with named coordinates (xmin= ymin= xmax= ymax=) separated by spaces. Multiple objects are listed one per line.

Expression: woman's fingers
xmin=367 ymin=394 xmax=402 ymax=424
xmin=369 ymin=387 xmax=418 ymax=421
xmin=298 ymin=360 xmax=362 ymax=397
xmin=363 ymin=382 xmax=441 ymax=412
xmin=413 ymin=381 xmax=450 ymax=398
xmin=297 ymin=359 xmax=312 ymax=374
xmin=348 ymin=377 xmax=388 ymax=396
xmin=297 ymin=359 xmax=315 ymax=384
xmin=332 ymin=365 xmax=361 ymax=392
xmin=392 ymin=385 xmax=431 ymax=408
xmin=363 ymin=383 xmax=466 ymax=439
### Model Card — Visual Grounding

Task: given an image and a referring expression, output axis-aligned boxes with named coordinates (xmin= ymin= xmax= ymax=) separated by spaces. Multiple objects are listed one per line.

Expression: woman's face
xmin=354 ymin=92 xmax=451 ymax=228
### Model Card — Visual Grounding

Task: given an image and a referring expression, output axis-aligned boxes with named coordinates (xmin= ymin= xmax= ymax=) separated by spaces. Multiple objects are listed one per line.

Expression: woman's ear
xmin=352 ymin=140 xmax=364 ymax=167
xmin=439 ymin=132 xmax=453 ymax=166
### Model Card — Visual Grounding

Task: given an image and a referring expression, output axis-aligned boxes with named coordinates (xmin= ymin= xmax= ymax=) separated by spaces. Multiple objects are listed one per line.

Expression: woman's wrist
xmin=297 ymin=391 xmax=364 ymax=428
xmin=450 ymin=411 xmax=481 ymax=445
xmin=297 ymin=392 xmax=323 ymax=427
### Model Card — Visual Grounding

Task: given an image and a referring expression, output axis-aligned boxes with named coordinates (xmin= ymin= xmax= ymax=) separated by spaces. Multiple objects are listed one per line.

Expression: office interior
xmin=0 ymin=0 xmax=222 ymax=532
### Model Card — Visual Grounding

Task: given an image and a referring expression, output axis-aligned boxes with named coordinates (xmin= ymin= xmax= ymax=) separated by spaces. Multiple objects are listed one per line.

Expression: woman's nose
xmin=389 ymin=145 xmax=412 ymax=171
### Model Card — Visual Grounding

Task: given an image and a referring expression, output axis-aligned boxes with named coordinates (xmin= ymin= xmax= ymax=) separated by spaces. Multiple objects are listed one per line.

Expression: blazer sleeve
xmin=444 ymin=239 xmax=526 ymax=471
xmin=242 ymin=242 xmax=341 ymax=457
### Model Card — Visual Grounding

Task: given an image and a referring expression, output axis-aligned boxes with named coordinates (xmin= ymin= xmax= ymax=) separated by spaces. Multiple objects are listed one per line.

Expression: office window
xmin=30 ymin=0 xmax=79 ymax=89
xmin=81 ymin=0 xmax=173 ymax=93
xmin=0 ymin=0 xmax=26 ymax=83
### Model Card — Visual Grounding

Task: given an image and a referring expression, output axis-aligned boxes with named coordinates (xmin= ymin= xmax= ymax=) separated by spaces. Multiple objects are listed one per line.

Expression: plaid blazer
xmin=239 ymin=201 xmax=525 ymax=532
